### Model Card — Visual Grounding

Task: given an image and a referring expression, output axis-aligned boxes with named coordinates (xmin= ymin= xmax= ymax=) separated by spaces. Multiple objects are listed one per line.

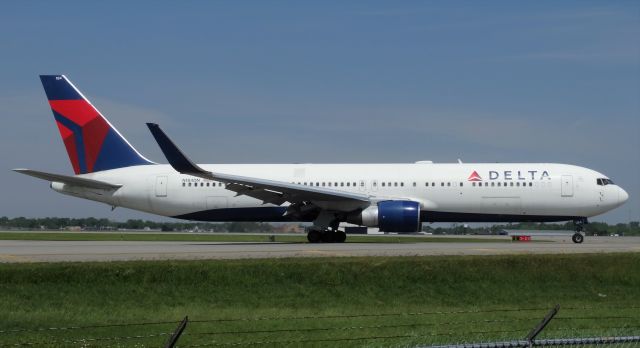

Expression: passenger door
xmin=561 ymin=175 xmax=574 ymax=197
xmin=155 ymin=176 xmax=167 ymax=197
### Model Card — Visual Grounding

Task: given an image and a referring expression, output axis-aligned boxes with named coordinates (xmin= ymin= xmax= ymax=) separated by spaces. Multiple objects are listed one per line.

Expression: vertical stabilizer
xmin=39 ymin=75 xmax=153 ymax=174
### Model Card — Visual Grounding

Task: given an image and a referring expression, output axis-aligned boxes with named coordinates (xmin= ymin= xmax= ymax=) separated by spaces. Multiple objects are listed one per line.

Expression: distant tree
xmin=1 ymin=217 xmax=638 ymax=235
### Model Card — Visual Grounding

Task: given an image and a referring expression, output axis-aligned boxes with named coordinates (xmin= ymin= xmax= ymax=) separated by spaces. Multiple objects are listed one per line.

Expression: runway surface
xmin=1 ymin=236 xmax=639 ymax=263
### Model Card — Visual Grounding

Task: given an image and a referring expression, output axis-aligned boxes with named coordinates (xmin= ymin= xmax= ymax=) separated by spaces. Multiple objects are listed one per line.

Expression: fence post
xmin=525 ymin=304 xmax=560 ymax=347
xmin=164 ymin=316 xmax=188 ymax=348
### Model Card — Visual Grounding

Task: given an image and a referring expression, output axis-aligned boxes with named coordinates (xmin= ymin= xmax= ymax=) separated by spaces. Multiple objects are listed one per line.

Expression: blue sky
xmin=1 ymin=1 xmax=638 ymax=223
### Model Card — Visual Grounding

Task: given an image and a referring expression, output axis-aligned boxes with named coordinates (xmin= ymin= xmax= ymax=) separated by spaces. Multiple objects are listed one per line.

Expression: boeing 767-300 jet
xmin=14 ymin=75 xmax=629 ymax=243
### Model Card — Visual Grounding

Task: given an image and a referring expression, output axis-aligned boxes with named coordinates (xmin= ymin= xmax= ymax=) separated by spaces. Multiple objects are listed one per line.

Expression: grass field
xmin=0 ymin=231 xmax=513 ymax=243
xmin=1 ymin=254 xmax=639 ymax=347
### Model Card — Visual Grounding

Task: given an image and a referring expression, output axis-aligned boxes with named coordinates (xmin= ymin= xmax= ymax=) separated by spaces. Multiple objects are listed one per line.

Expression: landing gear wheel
xmin=335 ymin=230 xmax=347 ymax=243
xmin=572 ymin=233 xmax=584 ymax=244
xmin=321 ymin=230 xmax=334 ymax=243
xmin=307 ymin=230 xmax=322 ymax=243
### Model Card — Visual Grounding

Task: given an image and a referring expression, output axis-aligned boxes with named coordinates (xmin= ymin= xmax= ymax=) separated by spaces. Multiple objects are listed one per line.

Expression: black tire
xmin=572 ymin=233 xmax=584 ymax=244
xmin=335 ymin=231 xmax=347 ymax=243
xmin=321 ymin=230 xmax=334 ymax=243
xmin=307 ymin=230 xmax=322 ymax=243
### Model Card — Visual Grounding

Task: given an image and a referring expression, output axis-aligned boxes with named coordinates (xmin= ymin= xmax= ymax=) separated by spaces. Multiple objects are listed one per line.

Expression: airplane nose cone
xmin=619 ymin=187 xmax=629 ymax=204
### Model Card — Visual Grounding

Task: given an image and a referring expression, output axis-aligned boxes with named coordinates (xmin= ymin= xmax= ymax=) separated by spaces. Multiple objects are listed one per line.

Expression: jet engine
xmin=347 ymin=200 xmax=421 ymax=232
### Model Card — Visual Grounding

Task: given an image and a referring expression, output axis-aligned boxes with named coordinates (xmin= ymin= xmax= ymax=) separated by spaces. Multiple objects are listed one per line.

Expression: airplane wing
xmin=13 ymin=169 xmax=122 ymax=190
xmin=146 ymin=123 xmax=371 ymax=210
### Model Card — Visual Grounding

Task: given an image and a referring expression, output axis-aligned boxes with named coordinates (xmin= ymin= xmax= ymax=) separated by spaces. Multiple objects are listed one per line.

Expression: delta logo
xmin=467 ymin=171 xmax=482 ymax=182
xmin=468 ymin=170 xmax=551 ymax=181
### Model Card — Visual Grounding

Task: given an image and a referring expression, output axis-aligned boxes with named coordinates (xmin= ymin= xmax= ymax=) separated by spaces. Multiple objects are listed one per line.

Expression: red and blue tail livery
xmin=39 ymin=75 xmax=152 ymax=174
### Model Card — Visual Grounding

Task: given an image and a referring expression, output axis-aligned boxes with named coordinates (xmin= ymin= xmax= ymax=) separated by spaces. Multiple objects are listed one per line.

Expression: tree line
xmin=0 ymin=216 xmax=638 ymax=235
xmin=0 ymin=217 xmax=275 ymax=233
xmin=424 ymin=221 xmax=640 ymax=236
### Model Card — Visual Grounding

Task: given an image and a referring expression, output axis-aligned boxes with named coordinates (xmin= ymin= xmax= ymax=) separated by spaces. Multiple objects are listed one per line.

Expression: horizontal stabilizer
xmin=13 ymin=169 xmax=122 ymax=190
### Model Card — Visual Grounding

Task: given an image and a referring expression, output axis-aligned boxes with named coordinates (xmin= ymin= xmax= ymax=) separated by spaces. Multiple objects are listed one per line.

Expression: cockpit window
xmin=597 ymin=178 xmax=615 ymax=186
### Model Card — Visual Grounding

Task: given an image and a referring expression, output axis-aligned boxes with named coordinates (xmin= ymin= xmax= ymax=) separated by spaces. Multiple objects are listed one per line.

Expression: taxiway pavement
xmin=1 ymin=236 xmax=638 ymax=263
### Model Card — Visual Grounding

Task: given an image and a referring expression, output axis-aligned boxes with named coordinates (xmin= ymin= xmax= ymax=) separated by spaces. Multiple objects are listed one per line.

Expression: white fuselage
xmin=51 ymin=162 xmax=628 ymax=223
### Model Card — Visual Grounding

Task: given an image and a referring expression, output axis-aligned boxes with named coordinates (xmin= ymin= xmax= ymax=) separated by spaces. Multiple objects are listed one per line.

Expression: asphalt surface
xmin=1 ymin=235 xmax=638 ymax=263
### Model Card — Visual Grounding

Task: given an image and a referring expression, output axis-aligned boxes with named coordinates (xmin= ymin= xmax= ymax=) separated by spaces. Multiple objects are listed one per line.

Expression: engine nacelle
xmin=351 ymin=200 xmax=421 ymax=233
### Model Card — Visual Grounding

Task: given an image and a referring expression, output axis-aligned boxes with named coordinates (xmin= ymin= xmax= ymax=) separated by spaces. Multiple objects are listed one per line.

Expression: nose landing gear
xmin=571 ymin=232 xmax=584 ymax=244
xmin=572 ymin=218 xmax=588 ymax=244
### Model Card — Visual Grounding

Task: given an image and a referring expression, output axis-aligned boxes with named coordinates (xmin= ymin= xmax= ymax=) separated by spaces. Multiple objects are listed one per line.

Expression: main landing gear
xmin=307 ymin=228 xmax=347 ymax=243
xmin=308 ymin=211 xmax=346 ymax=243
xmin=572 ymin=218 xmax=587 ymax=244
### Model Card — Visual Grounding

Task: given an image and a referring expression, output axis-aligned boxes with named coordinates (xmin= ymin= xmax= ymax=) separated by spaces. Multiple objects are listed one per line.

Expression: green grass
xmin=0 ymin=231 xmax=512 ymax=243
xmin=1 ymin=254 xmax=639 ymax=347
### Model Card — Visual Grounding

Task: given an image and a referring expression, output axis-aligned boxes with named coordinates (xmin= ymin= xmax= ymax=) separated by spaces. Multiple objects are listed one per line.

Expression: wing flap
xmin=227 ymin=183 xmax=288 ymax=205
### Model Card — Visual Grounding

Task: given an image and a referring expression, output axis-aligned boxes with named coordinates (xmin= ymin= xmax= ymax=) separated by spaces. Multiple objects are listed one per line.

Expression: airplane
xmin=14 ymin=75 xmax=629 ymax=244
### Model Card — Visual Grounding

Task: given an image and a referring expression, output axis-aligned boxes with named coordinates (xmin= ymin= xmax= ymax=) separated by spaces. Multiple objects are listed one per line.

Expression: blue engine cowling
xmin=347 ymin=200 xmax=422 ymax=232
xmin=378 ymin=200 xmax=421 ymax=232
